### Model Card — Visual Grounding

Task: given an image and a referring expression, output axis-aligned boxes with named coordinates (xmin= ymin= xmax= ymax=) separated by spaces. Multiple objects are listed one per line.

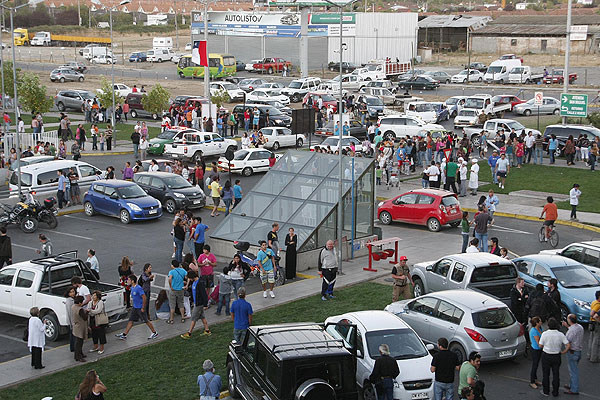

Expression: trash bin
xmin=373 ymin=227 xmax=382 ymax=241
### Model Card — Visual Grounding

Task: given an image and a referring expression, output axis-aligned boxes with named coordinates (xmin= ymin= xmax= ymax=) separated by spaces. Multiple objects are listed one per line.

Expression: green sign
xmin=560 ymin=93 xmax=588 ymax=117
xmin=310 ymin=13 xmax=355 ymax=24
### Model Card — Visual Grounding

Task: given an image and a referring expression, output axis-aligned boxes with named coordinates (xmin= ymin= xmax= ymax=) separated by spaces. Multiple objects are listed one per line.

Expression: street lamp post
xmin=174 ymin=0 xmax=179 ymax=50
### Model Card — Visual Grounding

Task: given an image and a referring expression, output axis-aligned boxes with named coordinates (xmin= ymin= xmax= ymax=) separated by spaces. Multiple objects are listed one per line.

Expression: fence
xmin=2 ymin=130 xmax=60 ymax=153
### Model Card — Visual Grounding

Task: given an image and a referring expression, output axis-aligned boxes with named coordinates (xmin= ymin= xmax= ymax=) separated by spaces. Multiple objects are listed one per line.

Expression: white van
xmin=147 ymin=48 xmax=174 ymax=63
xmin=152 ymin=37 xmax=173 ymax=50
xmin=483 ymin=59 xmax=522 ymax=84
xmin=9 ymin=160 xmax=103 ymax=195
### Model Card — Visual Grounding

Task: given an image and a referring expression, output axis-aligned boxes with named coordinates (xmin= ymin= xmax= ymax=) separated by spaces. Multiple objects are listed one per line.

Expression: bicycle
xmin=539 ymin=221 xmax=559 ymax=248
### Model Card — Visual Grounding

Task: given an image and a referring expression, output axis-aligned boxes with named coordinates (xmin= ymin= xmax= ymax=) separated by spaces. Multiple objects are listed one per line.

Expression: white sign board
xmin=570 ymin=25 xmax=588 ymax=41
xmin=534 ymin=92 xmax=543 ymax=106
xmin=333 ymin=113 xmax=351 ymax=127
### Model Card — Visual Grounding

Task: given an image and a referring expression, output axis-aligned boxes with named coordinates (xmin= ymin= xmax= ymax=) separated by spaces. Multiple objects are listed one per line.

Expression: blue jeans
xmin=490 ymin=166 xmax=497 ymax=183
xmin=174 ymin=237 xmax=184 ymax=262
xmin=535 ymin=148 xmax=543 ymax=164
xmin=216 ymin=293 xmax=231 ymax=315
xmin=567 ymin=350 xmax=581 ymax=393
xmin=377 ymin=377 xmax=394 ymax=400
xmin=475 ymin=232 xmax=488 ymax=252
xmin=224 ymin=198 xmax=232 ymax=216
xmin=434 ymin=381 xmax=454 ymax=400
xmin=232 ymin=279 xmax=244 ymax=300
xmin=133 ymin=143 xmax=139 ymax=158
xmin=426 ymin=148 xmax=432 ymax=163
xmin=244 ymin=119 xmax=250 ymax=131
xmin=461 ymin=232 xmax=470 ymax=253
xmin=422 ymin=178 xmax=429 ymax=188
xmin=549 ymin=149 xmax=556 ymax=163
xmin=233 ymin=328 xmax=247 ymax=343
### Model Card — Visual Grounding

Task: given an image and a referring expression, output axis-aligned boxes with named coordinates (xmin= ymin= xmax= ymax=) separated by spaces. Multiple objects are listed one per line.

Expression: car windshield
xmin=265 ymin=106 xmax=283 ymax=116
xmin=510 ymin=67 xmax=525 ymax=74
xmin=552 ymin=265 xmax=599 ymax=288
xmin=464 ymin=98 xmax=485 ymax=109
xmin=288 ymin=81 xmax=303 ymax=89
xmin=157 ymin=130 xmax=178 ymax=140
xmin=234 ymin=150 xmax=249 ymax=160
xmin=117 ymin=185 xmax=147 ymax=199
xmin=10 ymin=171 xmax=32 ymax=187
xmin=471 ymin=265 xmax=518 ymax=282
xmin=222 ymin=83 xmax=237 ymax=90
xmin=505 ymin=121 xmax=525 ymax=131
xmin=472 ymin=308 xmax=515 ymax=329
xmin=552 ymin=70 xmax=563 ymax=76
xmin=487 ymin=66 xmax=503 ymax=74
xmin=319 ymin=94 xmax=335 ymax=102
xmin=163 ymin=175 xmax=191 ymax=189
xmin=239 ymin=79 xmax=253 ymax=85
xmin=459 ymin=110 xmax=477 ymax=116
xmin=322 ymin=137 xmax=343 ymax=146
xmin=442 ymin=196 xmax=459 ymax=206
xmin=366 ymin=97 xmax=383 ymax=106
xmin=79 ymin=92 xmax=94 ymax=100
xmin=365 ymin=64 xmax=378 ymax=71
xmin=414 ymin=103 xmax=434 ymax=112
xmin=458 ymin=71 xmax=469 ymax=76
xmin=366 ymin=329 xmax=428 ymax=360
xmin=446 ymin=98 xmax=458 ymax=105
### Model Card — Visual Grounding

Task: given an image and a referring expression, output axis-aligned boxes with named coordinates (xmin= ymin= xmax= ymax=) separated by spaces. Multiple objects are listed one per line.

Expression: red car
xmin=252 ymin=57 xmax=292 ymax=74
xmin=492 ymin=95 xmax=525 ymax=111
xmin=542 ymin=69 xmax=577 ymax=84
xmin=302 ymin=92 xmax=338 ymax=112
xmin=377 ymin=189 xmax=462 ymax=232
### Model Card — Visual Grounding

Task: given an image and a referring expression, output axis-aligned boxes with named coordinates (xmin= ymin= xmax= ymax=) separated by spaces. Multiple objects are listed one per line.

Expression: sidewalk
xmin=0 ymin=256 xmax=391 ymax=389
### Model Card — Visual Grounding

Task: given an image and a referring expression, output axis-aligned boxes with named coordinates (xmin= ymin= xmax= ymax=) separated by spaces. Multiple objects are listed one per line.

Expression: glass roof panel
xmin=210 ymin=215 xmax=255 ymax=241
xmin=280 ymin=175 xmax=324 ymax=199
xmin=239 ymin=219 xmax=273 ymax=244
xmin=298 ymin=155 xmax=338 ymax=177
xmin=232 ymin=193 xmax=275 ymax=218
xmin=271 ymin=151 xmax=313 ymax=173
xmin=308 ymin=178 xmax=351 ymax=204
xmin=260 ymin=197 xmax=304 ymax=222
xmin=253 ymin=171 xmax=295 ymax=196
xmin=288 ymin=201 xmax=334 ymax=228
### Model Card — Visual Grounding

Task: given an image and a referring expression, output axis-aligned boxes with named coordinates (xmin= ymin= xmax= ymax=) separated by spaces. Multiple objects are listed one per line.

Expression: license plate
xmin=499 ymin=350 xmax=513 ymax=358
xmin=193 ymin=200 xmax=201 ymax=204
xmin=149 ymin=209 xmax=157 ymax=214
xmin=450 ymin=209 xmax=456 ymax=213
xmin=412 ymin=393 xmax=429 ymax=400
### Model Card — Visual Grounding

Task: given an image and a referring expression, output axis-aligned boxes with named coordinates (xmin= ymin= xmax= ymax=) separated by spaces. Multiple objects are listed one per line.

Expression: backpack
xmin=528 ymin=293 xmax=548 ymax=320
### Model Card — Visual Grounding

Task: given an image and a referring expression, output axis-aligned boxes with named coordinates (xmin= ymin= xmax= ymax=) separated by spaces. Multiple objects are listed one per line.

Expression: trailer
xmin=29 ymin=31 xmax=110 ymax=47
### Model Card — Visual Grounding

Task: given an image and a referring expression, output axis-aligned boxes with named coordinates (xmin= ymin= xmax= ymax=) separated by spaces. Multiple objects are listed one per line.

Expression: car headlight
xmin=273 ymin=119 xmax=282 ymax=123
xmin=157 ymin=200 xmax=162 ymax=208
xmin=127 ymin=203 xmax=142 ymax=212
xmin=152 ymin=143 xmax=160 ymax=148
xmin=173 ymin=192 xmax=186 ymax=198
xmin=573 ymin=298 xmax=591 ymax=310
xmin=378 ymin=201 xmax=384 ymax=207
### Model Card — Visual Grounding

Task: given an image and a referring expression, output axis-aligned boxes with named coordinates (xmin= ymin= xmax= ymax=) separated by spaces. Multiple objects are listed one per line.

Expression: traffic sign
xmin=534 ymin=92 xmax=543 ymax=106
xmin=560 ymin=93 xmax=588 ymax=118
xmin=443 ymin=148 xmax=452 ymax=161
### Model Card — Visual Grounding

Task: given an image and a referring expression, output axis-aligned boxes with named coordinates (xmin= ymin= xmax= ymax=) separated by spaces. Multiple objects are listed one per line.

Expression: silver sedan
xmin=50 ymin=68 xmax=84 ymax=83
xmin=513 ymin=97 xmax=560 ymax=116
xmin=385 ymin=289 xmax=526 ymax=363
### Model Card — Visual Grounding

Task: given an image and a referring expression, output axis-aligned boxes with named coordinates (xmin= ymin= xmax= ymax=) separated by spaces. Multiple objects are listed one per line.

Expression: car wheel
xmin=130 ymin=110 xmax=138 ymax=118
xmin=268 ymin=67 xmax=274 ymax=74
xmin=57 ymin=102 xmax=65 ymax=112
xmin=84 ymin=201 xmax=95 ymax=216
xmin=179 ymin=72 xmax=184 ymax=79
xmin=165 ymin=199 xmax=176 ymax=214
xmin=242 ymin=167 xmax=253 ymax=177
xmin=445 ymin=79 xmax=450 ymax=84
xmin=463 ymin=78 xmax=467 ymax=83
xmin=471 ymin=135 xmax=481 ymax=147
xmin=193 ymin=151 xmax=203 ymax=163
xmin=427 ymin=217 xmax=441 ymax=232
xmin=383 ymin=131 xmax=396 ymax=141
xmin=379 ymin=211 xmax=392 ymax=225
xmin=292 ymin=94 xmax=300 ymax=103
xmin=451 ymin=111 xmax=457 ymax=118
xmin=272 ymin=141 xmax=280 ymax=151
xmin=152 ymin=113 xmax=159 ymax=120
xmin=361 ymin=381 xmax=378 ymax=400
xmin=227 ymin=362 xmax=241 ymax=399
xmin=450 ymin=343 xmax=467 ymax=364
xmin=78 ymin=76 xmax=84 ymax=82
xmin=524 ymin=109 xmax=532 ymax=116
xmin=59 ymin=77 xmax=65 ymax=83
xmin=42 ymin=312 xmax=60 ymax=342
xmin=158 ymin=58 xmax=162 ymax=63
xmin=553 ymin=109 xmax=560 ymax=115
xmin=412 ymin=277 xmax=424 ymax=298
xmin=120 ymin=209 xmax=131 ymax=224
xmin=478 ymin=77 xmax=483 ymax=82
xmin=20 ymin=217 xmax=38 ymax=233
xmin=296 ymin=138 xmax=303 ymax=147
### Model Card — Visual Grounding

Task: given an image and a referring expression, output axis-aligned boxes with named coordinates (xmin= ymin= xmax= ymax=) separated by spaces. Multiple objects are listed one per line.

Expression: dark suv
xmin=543 ymin=124 xmax=600 ymax=153
xmin=232 ymin=104 xmax=292 ymax=129
xmin=133 ymin=172 xmax=205 ymax=213
xmin=227 ymin=323 xmax=358 ymax=400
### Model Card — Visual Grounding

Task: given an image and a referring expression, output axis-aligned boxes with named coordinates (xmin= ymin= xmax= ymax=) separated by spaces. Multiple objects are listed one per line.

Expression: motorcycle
xmin=233 ymin=241 xmax=285 ymax=286
xmin=29 ymin=196 xmax=58 ymax=229
xmin=0 ymin=195 xmax=39 ymax=233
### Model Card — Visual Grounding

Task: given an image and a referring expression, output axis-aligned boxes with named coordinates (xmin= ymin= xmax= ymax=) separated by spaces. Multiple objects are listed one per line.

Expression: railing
xmin=3 ymin=130 xmax=60 ymax=153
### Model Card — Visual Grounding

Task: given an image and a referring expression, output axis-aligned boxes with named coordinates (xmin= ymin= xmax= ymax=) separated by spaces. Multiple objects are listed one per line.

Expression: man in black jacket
xmin=510 ymin=277 xmax=530 ymax=349
xmin=528 ymin=283 xmax=557 ymax=323
xmin=369 ymin=343 xmax=400 ymax=400
xmin=547 ymin=278 xmax=562 ymax=321
xmin=0 ymin=227 xmax=12 ymax=267
xmin=181 ymin=270 xmax=211 ymax=339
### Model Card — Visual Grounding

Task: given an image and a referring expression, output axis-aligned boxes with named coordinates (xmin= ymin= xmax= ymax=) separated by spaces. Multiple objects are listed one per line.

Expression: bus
xmin=177 ymin=53 xmax=236 ymax=79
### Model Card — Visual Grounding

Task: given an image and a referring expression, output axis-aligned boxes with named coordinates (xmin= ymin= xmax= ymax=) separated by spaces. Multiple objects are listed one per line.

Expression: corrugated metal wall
xmin=328 ymin=12 xmax=418 ymax=65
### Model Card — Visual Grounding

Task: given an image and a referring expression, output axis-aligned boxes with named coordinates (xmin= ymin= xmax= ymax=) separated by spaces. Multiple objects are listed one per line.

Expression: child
xmin=375 ymin=165 xmax=382 ymax=185
xmin=216 ymin=267 xmax=233 ymax=316
xmin=28 ymin=307 xmax=45 ymax=369
xmin=180 ymin=270 xmax=211 ymax=339
xmin=500 ymin=247 xmax=509 ymax=259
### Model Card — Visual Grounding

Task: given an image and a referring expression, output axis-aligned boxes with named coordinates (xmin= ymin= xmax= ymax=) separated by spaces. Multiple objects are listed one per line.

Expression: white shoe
xmin=270 ymin=290 xmax=275 ymax=298
xmin=263 ymin=291 xmax=267 ymax=298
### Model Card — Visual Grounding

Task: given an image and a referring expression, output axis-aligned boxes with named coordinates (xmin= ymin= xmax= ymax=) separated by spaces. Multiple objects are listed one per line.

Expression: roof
xmin=135 ymin=171 xmax=179 ymax=177
xmin=18 ymin=159 xmax=90 ymax=172
xmin=94 ymin=179 xmax=136 ymax=188
xmin=428 ymin=289 xmax=506 ymax=310
xmin=490 ymin=14 xmax=600 ymax=26
xmin=340 ymin=311 xmax=410 ymax=331
xmin=407 ymin=188 xmax=456 ymax=197
xmin=439 ymin=252 xmax=514 ymax=267
xmin=418 ymin=14 xmax=491 ymax=29
xmin=252 ymin=323 xmax=351 ymax=361
xmin=515 ymin=254 xmax=581 ymax=266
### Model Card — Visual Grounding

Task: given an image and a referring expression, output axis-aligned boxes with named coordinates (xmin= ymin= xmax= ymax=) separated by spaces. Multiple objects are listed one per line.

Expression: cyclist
xmin=540 ymin=196 xmax=558 ymax=241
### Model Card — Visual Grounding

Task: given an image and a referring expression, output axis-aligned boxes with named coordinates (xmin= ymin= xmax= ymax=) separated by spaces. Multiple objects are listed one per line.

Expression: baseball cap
xmin=400 ymin=256 xmax=408 ymax=261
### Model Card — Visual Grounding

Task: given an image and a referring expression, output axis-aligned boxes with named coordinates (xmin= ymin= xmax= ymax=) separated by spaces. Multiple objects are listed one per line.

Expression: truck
xmin=0 ymin=251 xmax=126 ymax=341
xmin=462 ymin=118 xmax=541 ymax=147
xmin=82 ymin=46 xmax=111 ymax=61
xmin=32 ymin=32 xmax=110 ymax=47
xmin=508 ymin=66 xmax=544 ymax=84
xmin=152 ymin=36 xmax=173 ymax=50
xmin=252 ymin=57 xmax=292 ymax=74
xmin=13 ymin=28 xmax=29 ymax=46
xmin=358 ymin=59 xmax=412 ymax=80
xmin=483 ymin=59 xmax=522 ymax=84
xmin=462 ymin=95 xmax=511 ymax=118
xmin=164 ymin=131 xmax=238 ymax=163
xmin=31 ymin=31 xmax=51 ymax=46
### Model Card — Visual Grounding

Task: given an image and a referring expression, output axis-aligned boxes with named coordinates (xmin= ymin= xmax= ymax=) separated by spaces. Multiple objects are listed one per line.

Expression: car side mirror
xmin=110 ymin=194 xmax=118 ymax=200
xmin=356 ymin=349 xmax=363 ymax=358
xmin=426 ymin=265 xmax=433 ymax=271
xmin=426 ymin=344 xmax=435 ymax=352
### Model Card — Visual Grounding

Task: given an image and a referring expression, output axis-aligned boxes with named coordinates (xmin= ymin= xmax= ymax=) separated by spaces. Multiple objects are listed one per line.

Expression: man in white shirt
xmin=569 ymin=184 xmax=581 ymax=221
xmin=71 ymin=276 xmax=92 ymax=306
xmin=525 ymin=131 xmax=536 ymax=163
xmin=538 ymin=318 xmax=570 ymax=397
xmin=494 ymin=153 xmax=510 ymax=189
xmin=427 ymin=161 xmax=440 ymax=188
xmin=86 ymin=249 xmax=100 ymax=280
xmin=465 ymin=238 xmax=480 ymax=253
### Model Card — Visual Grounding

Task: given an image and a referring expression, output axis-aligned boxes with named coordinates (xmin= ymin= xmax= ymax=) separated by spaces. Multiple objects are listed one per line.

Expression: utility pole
xmin=203 ymin=0 xmax=210 ymax=112
xmin=562 ymin=0 xmax=573 ymax=125
xmin=174 ymin=0 xmax=179 ymax=50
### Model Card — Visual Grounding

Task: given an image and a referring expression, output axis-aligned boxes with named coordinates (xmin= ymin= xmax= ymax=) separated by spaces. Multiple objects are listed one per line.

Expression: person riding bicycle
xmin=540 ymin=196 xmax=558 ymax=241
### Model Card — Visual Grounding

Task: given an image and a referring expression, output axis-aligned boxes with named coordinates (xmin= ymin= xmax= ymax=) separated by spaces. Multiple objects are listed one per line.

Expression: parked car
xmin=246 ymin=89 xmax=290 ymax=105
xmin=514 ymin=254 xmax=600 ymax=323
xmin=244 ymin=59 xmax=262 ymax=72
xmin=363 ymin=95 xmax=385 ymax=119
xmin=281 ymin=77 xmax=322 ymax=102
xmin=445 ymin=96 xmax=468 ymax=118
xmin=245 ymin=99 xmax=292 ymax=116
xmin=129 ymin=52 xmax=147 ymax=62
xmin=406 ymin=101 xmax=438 ymax=124
xmin=133 ymin=172 xmax=205 ymax=213
xmin=431 ymin=102 xmax=450 ymax=123
xmin=259 ymin=127 xmax=305 ymax=150
xmin=451 ymin=69 xmax=483 ymax=83
xmin=91 ymin=54 xmax=116 ymax=64
xmin=315 ymin=120 xmax=367 ymax=139
xmin=302 ymin=92 xmax=339 ymax=111
xmin=361 ymin=79 xmax=396 ymax=92
xmin=165 ymin=131 xmax=238 ymax=162
xmin=257 ymin=82 xmax=287 ymax=90
xmin=226 ymin=322 xmax=359 ymax=400
xmin=310 ymin=136 xmax=364 ymax=154
xmin=454 ymin=109 xmax=480 ymax=129
xmin=126 ymin=93 xmax=161 ymax=120
xmin=232 ymin=104 xmax=292 ymax=129
xmin=513 ymin=97 xmax=560 ymax=116
xmin=467 ymin=62 xmax=487 ymax=72
xmin=217 ymin=148 xmax=281 ymax=176
xmin=252 ymin=57 xmax=291 ymax=74
xmin=168 ymin=95 xmax=194 ymax=113
xmin=377 ymin=115 xmax=444 ymax=141
xmin=423 ymin=70 xmax=451 ymax=84
xmin=328 ymin=61 xmax=359 ymax=73
xmin=235 ymin=60 xmax=245 ymax=71
xmin=543 ymin=124 xmax=600 ymax=153
xmin=398 ymin=75 xmax=440 ymax=90
xmin=9 ymin=160 xmax=102 ymax=195
xmin=499 ymin=53 xmax=524 ymax=63
xmin=385 ymin=289 xmax=526 ymax=363
xmin=397 ymin=69 xmax=426 ymax=82
xmin=540 ymin=241 xmax=600 ymax=277
xmin=97 ymin=83 xmax=132 ymax=98
xmin=146 ymin=48 xmax=174 ymax=63
xmin=147 ymin=128 xmax=191 ymax=155
xmin=378 ymin=189 xmax=461 ymax=232
xmin=359 ymin=87 xmax=401 ymax=106
xmin=209 ymin=82 xmax=245 ymax=102
xmin=7 ymin=155 xmax=55 ymax=174
xmin=184 ymin=42 xmax=192 ymax=51
xmin=61 ymin=61 xmax=87 ymax=73
xmin=325 ymin=311 xmax=435 ymax=400
xmin=50 ymin=68 xmax=84 ymax=83
xmin=238 ymin=78 xmax=269 ymax=93
xmin=543 ymin=69 xmax=577 ymax=84
xmin=491 ymin=95 xmax=525 ymax=111
xmin=83 ymin=180 xmax=163 ymax=224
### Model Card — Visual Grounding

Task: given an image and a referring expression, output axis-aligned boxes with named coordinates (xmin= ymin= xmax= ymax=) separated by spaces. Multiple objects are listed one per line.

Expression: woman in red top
xmin=268 ymin=152 xmax=277 ymax=167
xmin=122 ymin=101 xmax=129 ymax=122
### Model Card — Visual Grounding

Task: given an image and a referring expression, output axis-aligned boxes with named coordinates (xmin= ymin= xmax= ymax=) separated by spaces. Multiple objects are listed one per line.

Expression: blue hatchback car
xmin=513 ymin=254 xmax=600 ymax=323
xmin=129 ymin=52 xmax=147 ymax=62
xmin=83 ymin=180 xmax=162 ymax=224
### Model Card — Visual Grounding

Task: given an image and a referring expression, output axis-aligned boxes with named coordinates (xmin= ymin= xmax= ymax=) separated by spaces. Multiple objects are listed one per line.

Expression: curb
xmin=56 ymin=208 xmax=84 ymax=216
xmin=67 ymin=151 xmax=133 ymax=156
xmin=220 ymin=391 xmax=230 ymax=398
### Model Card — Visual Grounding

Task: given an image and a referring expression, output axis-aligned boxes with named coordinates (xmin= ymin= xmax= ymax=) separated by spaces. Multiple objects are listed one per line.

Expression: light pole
xmin=562 ymin=0 xmax=573 ymax=125
xmin=174 ymin=0 xmax=179 ymax=50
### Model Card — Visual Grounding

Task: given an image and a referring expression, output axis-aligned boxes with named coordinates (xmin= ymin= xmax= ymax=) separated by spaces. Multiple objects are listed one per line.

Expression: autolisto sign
xmin=224 ymin=14 xmax=264 ymax=23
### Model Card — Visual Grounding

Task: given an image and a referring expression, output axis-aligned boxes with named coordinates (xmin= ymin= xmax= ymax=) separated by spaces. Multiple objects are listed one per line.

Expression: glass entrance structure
xmin=212 ymin=150 xmax=375 ymax=252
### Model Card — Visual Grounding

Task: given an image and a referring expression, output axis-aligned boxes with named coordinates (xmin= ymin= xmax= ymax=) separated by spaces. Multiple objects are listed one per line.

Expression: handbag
xmin=95 ymin=310 xmax=109 ymax=326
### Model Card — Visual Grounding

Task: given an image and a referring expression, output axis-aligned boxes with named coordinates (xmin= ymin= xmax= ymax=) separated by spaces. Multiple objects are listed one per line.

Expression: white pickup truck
xmin=0 ymin=252 xmax=125 ymax=341
xmin=463 ymin=118 xmax=541 ymax=147
xmin=463 ymin=95 xmax=511 ymax=119
xmin=164 ymin=131 xmax=238 ymax=163
xmin=508 ymin=66 xmax=544 ymax=84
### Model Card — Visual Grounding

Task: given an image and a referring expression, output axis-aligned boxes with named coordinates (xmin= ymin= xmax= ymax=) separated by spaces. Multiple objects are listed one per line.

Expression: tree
xmin=96 ymin=77 xmax=123 ymax=111
xmin=141 ymin=84 xmax=170 ymax=119
xmin=1 ymin=61 xmax=19 ymax=99
xmin=211 ymin=90 xmax=230 ymax=108
xmin=17 ymin=72 xmax=53 ymax=114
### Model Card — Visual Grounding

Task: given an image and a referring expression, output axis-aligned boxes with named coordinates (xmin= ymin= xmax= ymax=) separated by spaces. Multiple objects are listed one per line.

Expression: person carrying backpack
xmin=527 ymin=283 xmax=555 ymax=323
